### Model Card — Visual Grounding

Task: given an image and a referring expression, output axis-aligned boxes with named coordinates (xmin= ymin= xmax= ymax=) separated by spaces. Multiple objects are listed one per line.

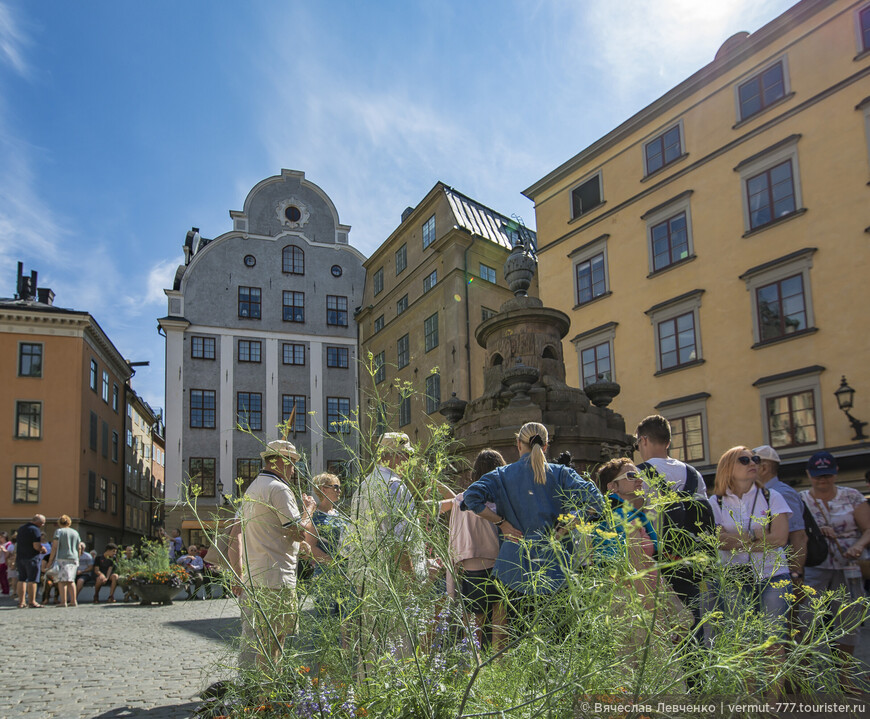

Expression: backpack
xmin=636 ymin=462 xmax=716 ymax=564
xmin=799 ymin=494 xmax=829 ymax=568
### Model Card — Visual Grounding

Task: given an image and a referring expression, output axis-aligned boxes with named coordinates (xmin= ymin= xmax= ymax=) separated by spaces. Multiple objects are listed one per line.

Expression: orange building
xmin=1 ymin=264 xmax=131 ymax=549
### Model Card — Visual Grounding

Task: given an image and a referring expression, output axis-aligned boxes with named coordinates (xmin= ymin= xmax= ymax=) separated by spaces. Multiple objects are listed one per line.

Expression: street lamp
xmin=834 ymin=375 xmax=868 ymax=441
xmin=216 ymin=480 xmax=230 ymax=506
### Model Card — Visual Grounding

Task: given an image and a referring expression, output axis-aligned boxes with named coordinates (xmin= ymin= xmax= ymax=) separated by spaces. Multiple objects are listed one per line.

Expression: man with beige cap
xmin=228 ymin=438 xmax=314 ymax=668
xmin=753 ymin=444 xmax=807 ymax=585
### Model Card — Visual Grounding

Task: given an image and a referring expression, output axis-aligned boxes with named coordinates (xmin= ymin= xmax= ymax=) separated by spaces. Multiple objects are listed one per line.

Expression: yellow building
xmin=357 ymin=183 xmax=537 ymax=447
xmin=523 ymin=0 xmax=870 ymax=485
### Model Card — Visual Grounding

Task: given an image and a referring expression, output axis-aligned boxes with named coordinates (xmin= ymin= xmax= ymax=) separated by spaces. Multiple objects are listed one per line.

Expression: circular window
xmin=244 ymin=255 xmax=256 ymax=267
xmin=285 ymin=206 xmax=302 ymax=222
xmin=331 ymin=265 xmax=343 ymax=277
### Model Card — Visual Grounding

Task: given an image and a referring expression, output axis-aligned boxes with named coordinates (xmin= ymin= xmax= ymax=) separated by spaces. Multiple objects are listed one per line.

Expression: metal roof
xmin=443 ymin=186 xmax=536 ymax=251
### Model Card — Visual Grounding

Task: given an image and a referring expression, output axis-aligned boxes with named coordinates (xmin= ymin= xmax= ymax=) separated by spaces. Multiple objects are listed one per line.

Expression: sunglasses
xmin=322 ymin=484 xmax=342 ymax=491
xmin=737 ymin=455 xmax=761 ymax=466
xmin=615 ymin=471 xmax=640 ymax=481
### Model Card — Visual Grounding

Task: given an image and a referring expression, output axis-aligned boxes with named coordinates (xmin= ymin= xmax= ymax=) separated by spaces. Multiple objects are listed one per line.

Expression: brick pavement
xmin=0 ymin=586 xmax=240 ymax=719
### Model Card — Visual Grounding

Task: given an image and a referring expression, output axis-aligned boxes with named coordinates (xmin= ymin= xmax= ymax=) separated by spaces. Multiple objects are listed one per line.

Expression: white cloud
xmin=145 ymin=257 xmax=178 ymax=305
xmin=0 ymin=1 xmax=28 ymax=77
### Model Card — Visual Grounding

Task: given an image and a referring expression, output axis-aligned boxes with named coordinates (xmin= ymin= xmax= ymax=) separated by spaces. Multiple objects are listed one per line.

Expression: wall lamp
xmin=216 ymin=480 xmax=231 ymax=506
xmin=834 ymin=375 xmax=868 ymax=441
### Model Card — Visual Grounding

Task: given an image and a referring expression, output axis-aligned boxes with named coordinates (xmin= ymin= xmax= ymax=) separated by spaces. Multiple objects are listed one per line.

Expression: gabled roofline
xmin=522 ymin=0 xmax=828 ymax=201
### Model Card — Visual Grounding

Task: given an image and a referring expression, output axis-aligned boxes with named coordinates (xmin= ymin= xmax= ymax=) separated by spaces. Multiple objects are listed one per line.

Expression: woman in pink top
xmin=447 ymin=449 xmax=507 ymax=649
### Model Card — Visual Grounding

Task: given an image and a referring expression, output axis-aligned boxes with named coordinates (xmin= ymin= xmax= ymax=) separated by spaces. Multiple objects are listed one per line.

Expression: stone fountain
xmin=441 ymin=235 xmax=632 ymax=476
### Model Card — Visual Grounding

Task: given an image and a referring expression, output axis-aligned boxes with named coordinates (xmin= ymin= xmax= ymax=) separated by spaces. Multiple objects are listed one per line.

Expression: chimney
xmin=401 ymin=206 xmax=414 ymax=222
xmin=37 ymin=288 xmax=55 ymax=306
xmin=16 ymin=262 xmax=37 ymax=300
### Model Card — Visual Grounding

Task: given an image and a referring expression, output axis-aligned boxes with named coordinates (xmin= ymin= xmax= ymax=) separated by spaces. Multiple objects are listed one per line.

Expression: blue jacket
xmin=462 ymin=455 xmax=603 ymax=593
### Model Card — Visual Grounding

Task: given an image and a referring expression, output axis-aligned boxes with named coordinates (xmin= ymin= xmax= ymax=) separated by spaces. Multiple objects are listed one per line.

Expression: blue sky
xmin=0 ymin=0 xmax=795 ymax=411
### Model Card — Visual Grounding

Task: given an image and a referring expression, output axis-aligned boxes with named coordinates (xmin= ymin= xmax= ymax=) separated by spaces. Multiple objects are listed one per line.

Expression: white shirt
xmin=641 ymin=457 xmax=708 ymax=501
xmin=711 ymin=484 xmax=791 ymax=580
xmin=238 ymin=471 xmax=301 ymax=589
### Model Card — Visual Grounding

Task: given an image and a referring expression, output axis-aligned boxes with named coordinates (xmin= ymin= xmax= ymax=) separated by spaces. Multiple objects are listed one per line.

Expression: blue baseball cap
xmin=807 ymin=451 xmax=838 ymax=477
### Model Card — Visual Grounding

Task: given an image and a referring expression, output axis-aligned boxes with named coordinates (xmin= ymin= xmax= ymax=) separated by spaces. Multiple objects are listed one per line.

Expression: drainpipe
xmin=463 ymin=235 xmax=473 ymax=402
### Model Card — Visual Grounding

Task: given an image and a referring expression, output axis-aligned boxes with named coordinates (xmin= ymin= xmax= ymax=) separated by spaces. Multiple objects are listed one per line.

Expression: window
xmin=327 ymin=295 xmax=348 ymax=326
xmin=89 ymin=359 xmax=98 ymax=391
xmin=237 ymin=392 xmax=263 ymax=431
xmin=580 ymin=342 xmax=612 ymax=388
xmin=189 ymin=458 xmax=216 ymax=497
xmin=397 ymin=334 xmax=409 ymax=369
xmin=112 ymin=384 xmax=119 ymax=412
xmin=575 ymin=254 xmax=607 ymax=305
xmin=569 ymin=233 xmax=610 ymax=306
xmin=88 ymin=471 xmax=97 ymax=509
xmin=736 ymin=136 xmax=803 ymax=234
xmin=480 ymin=264 xmax=496 ymax=283
xmin=644 ymin=124 xmax=683 ymax=176
xmin=102 ymin=371 xmax=109 ymax=402
xmin=399 ymin=395 xmax=411 ymax=427
xmin=570 ymin=173 xmax=603 ymax=219
xmin=425 ymin=373 xmax=441 ymax=414
xmin=283 ymin=343 xmax=305 ymax=365
xmin=641 ymin=192 xmax=695 ymax=274
xmin=374 ymin=315 xmax=384 ymax=334
xmin=766 ymin=391 xmax=817 ymax=449
xmin=481 ymin=306 xmax=497 ymax=322
xmin=282 ymin=395 xmax=307 ymax=433
xmin=646 ymin=290 xmax=704 ymax=374
xmin=283 ymin=291 xmax=305 ymax=323
xmin=99 ymin=477 xmax=107 ymax=512
xmin=669 ymin=414 xmax=705 ymax=464
xmin=860 ymin=5 xmax=870 ymax=53
xmin=237 ymin=459 xmax=261 ymax=495
xmin=18 ymin=343 xmax=42 ymax=377
xmin=397 ymin=295 xmax=408 ymax=315
xmin=373 ymin=268 xmax=384 ymax=296
xmin=374 ymin=351 xmax=386 ymax=384
xmin=737 ymin=60 xmax=786 ymax=121
xmin=111 ymin=483 xmax=118 ymax=515
xmin=375 ymin=401 xmax=388 ymax=435
xmin=14 ymin=465 xmax=39 ymax=503
xmin=327 ymin=346 xmax=349 ymax=368
xmin=424 ymin=313 xmax=439 ymax=352
xmin=15 ymin=401 xmax=41 ymax=439
xmin=101 ymin=421 xmax=109 ymax=458
xmin=327 ymin=397 xmax=351 ymax=433
xmin=112 ymin=431 xmax=119 ymax=462
xmin=396 ymin=244 xmax=407 ymax=274
xmin=658 ymin=313 xmax=697 ymax=371
xmin=190 ymin=389 xmax=216 ymax=428
xmin=127 ymin=429 xmax=133 ymax=447
xmin=238 ymin=287 xmax=261 ymax=319
xmin=422 ymin=214 xmax=436 ymax=249
xmin=89 ymin=411 xmax=98 ymax=450
xmin=192 ymin=336 xmax=216 ymax=359
xmin=282 ymin=245 xmax=304 ymax=275
xmin=238 ymin=339 xmax=262 ymax=363
xmin=423 ymin=270 xmax=437 ymax=293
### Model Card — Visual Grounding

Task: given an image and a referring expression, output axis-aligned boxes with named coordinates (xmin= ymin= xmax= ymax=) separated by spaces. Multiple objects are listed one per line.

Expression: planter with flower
xmin=114 ymin=540 xmax=188 ymax=605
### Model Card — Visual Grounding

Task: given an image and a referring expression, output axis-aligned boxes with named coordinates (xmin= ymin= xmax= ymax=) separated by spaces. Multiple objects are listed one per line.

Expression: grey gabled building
xmin=159 ymin=170 xmax=364 ymax=539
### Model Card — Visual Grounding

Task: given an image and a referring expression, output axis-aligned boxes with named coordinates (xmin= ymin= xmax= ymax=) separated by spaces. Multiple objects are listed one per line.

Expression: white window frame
xmin=655 ymin=393 xmax=710 ymax=466
xmin=568 ymin=233 xmax=609 ymax=308
xmin=735 ymin=135 xmax=804 ymax=235
xmin=479 ymin=263 xmax=497 ymax=283
xmin=423 ymin=269 xmax=437 ymax=293
xmin=395 ymin=244 xmax=407 ymax=275
xmin=740 ymin=248 xmax=816 ymax=347
xmin=754 ymin=367 xmax=825 ymax=453
xmin=568 ymin=170 xmax=604 ymax=221
xmin=422 ymin=214 xmax=436 ymax=249
xmin=642 ymin=191 xmax=695 ymax=276
xmin=853 ymin=3 xmax=870 ymax=56
xmin=860 ymin=97 xmax=870 ymax=177
xmin=373 ymin=267 xmax=384 ymax=296
xmin=571 ymin=321 xmax=617 ymax=389
xmin=642 ymin=120 xmax=686 ymax=177
xmin=646 ymin=290 xmax=704 ymax=374
xmin=733 ymin=55 xmax=792 ymax=124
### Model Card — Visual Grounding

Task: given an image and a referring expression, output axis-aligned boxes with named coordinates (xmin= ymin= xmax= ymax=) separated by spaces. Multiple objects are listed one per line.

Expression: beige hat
xmin=260 ymin=439 xmax=300 ymax=463
xmin=752 ymin=445 xmax=781 ymax=463
xmin=377 ymin=432 xmax=414 ymax=456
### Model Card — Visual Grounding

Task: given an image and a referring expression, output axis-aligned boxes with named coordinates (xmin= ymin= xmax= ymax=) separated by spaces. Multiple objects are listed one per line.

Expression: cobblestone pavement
xmin=0 ymin=586 xmax=240 ymax=719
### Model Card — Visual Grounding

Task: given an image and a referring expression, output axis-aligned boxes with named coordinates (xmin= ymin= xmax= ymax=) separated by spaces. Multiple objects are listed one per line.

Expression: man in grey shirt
xmin=754 ymin=444 xmax=807 ymax=586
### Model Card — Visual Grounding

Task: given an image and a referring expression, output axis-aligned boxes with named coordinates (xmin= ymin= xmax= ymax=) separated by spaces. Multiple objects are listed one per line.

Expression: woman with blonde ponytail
xmin=461 ymin=422 xmax=603 ymax=597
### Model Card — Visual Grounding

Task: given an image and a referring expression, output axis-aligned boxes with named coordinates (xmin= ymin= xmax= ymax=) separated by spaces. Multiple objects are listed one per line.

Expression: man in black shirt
xmin=16 ymin=514 xmax=46 ymax=608
xmin=93 ymin=543 xmax=119 ymax=603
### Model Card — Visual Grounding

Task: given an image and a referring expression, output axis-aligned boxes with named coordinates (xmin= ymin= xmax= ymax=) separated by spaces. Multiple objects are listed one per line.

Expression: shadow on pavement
xmin=166 ymin=616 xmax=239 ymax=642
xmin=92 ymin=702 xmax=200 ymax=719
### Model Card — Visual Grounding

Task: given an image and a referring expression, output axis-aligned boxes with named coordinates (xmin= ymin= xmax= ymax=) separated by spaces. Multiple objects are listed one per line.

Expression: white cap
xmin=260 ymin=439 xmax=300 ymax=463
xmin=377 ymin=432 xmax=414 ymax=456
xmin=752 ymin=445 xmax=780 ymax=463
